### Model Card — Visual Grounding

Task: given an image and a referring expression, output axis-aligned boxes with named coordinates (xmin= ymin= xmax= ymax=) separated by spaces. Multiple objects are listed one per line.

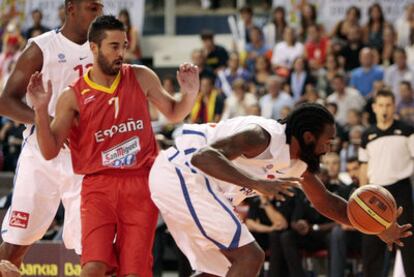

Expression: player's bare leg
xmin=220 ymin=241 xmax=265 ymax=277
xmin=0 ymin=242 xmax=30 ymax=267
xmin=80 ymin=261 xmax=107 ymax=277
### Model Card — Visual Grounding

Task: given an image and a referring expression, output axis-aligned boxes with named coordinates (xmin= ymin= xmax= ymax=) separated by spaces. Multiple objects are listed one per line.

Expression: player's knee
xmin=81 ymin=262 xmax=107 ymax=277
xmin=240 ymin=244 xmax=265 ymax=269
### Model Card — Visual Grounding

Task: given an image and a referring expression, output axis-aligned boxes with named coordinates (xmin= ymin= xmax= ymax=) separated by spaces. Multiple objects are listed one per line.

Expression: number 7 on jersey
xmin=108 ymin=97 xmax=119 ymax=118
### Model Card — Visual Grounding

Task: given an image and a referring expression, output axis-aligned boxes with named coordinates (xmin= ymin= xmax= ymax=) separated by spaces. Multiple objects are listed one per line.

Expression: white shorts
xmin=149 ymin=149 xmax=255 ymax=276
xmin=1 ymin=140 xmax=83 ymax=254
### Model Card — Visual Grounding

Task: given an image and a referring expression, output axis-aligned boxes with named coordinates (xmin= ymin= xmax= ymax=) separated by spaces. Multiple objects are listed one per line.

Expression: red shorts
xmin=80 ymin=173 xmax=158 ymax=276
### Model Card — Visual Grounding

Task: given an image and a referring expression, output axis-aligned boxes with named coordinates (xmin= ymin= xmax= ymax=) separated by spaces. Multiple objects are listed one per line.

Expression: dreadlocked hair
xmin=280 ymin=103 xmax=334 ymax=145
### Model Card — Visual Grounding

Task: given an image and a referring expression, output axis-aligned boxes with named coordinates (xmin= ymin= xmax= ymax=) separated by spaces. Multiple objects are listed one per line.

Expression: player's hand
xmin=27 ymin=72 xmax=52 ymax=112
xmin=177 ymin=63 xmax=199 ymax=97
xmin=292 ymin=219 xmax=310 ymax=236
xmin=341 ymin=224 xmax=356 ymax=231
xmin=0 ymin=260 xmax=21 ymax=277
xmin=377 ymin=207 xmax=412 ymax=251
xmin=254 ymin=177 xmax=300 ymax=201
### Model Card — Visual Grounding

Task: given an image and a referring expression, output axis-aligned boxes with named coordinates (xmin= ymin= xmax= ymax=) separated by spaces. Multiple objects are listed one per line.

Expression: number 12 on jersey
xmin=109 ymin=97 xmax=119 ymax=118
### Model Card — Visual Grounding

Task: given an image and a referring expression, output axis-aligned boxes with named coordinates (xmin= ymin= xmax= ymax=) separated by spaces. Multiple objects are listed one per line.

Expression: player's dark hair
xmin=281 ymin=103 xmax=334 ymax=143
xmin=346 ymin=156 xmax=359 ymax=164
xmin=374 ymin=88 xmax=395 ymax=103
xmin=280 ymin=103 xmax=335 ymax=173
xmin=88 ymin=15 xmax=125 ymax=46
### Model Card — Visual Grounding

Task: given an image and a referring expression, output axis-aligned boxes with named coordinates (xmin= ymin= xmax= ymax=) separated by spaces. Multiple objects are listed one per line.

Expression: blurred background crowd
xmin=0 ymin=0 xmax=413 ymax=276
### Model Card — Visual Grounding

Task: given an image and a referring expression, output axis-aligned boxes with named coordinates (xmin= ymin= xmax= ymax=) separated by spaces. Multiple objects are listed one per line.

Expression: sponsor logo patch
xmin=101 ymin=137 xmax=140 ymax=168
xmin=9 ymin=211 xmax=29 ymax=229
xmin=57 ymin=53 xmax=66 ymax=63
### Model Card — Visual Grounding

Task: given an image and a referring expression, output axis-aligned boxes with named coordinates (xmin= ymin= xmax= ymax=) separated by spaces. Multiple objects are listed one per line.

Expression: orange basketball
xmin=347 ymin=185 xmax=397 ymax=235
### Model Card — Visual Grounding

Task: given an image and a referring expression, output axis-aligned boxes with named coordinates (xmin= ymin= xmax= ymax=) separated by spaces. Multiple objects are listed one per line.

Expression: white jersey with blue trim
xmin=23 ymin=30 xmax=93 ymax=145
xmin=170 ymin=116 xmax=307 ymax=205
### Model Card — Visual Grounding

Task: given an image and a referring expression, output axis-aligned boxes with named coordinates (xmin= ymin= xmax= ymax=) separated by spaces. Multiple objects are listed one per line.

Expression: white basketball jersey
xmin=172 ymin=116 xmax=308 ymax=205
xmin=24 ymin=30 xmax=93 ymax=143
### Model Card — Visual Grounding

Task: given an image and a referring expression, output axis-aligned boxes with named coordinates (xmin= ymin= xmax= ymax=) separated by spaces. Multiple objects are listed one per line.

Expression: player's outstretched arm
xmin=0 ymin=43 xmax=43 ymax=124
xmin=301 ymin=171 xmax=412 ymax=248
xmin=134 ymin=63 xmax=199 ymax=123
xmin=27 ymin=72 xmax=77 ymax=160
xmin=191 ymin=124 xmax=300 ymax=200
xmin=301 ymin=171 xmax=351 ymax=226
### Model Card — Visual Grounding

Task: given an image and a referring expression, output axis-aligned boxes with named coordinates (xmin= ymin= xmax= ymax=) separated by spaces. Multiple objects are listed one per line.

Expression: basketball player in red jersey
xmin=27 ymin=15 xmax=200 ymax=277
xmin=0 ymin=0 xmax=103 ymax=267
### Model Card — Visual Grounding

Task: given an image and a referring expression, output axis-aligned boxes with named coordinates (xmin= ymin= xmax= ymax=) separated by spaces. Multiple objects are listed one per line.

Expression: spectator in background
xmin=339 ymin=26 xmax=365 ymax=72
xmin=384 ymin=48 xmax=414 ymax=103
xmin=259 ymin=75 xmax=293 ymax=120
xmin=380 ymin=25 xmax=397 ymax=67
xmin=331 ymin=6 xmax=361 ymax=42
xmin=262 ymin=6 xmax=287 ymax=49
xmin=287 ymin=56 xmax=316 ymax=102
xmin=215 ymin=52 xmax=250 ymax=97
xmin=298 ymin=2 xmax=318 ymax=42
xmin=250 ymin=55 xmax=272 ymax=97
xmin=24 ymin=9 xmax=49 ymax=39
xmin=321 ymin=152 xmax=351 ymax=198
xmin=397 ymin=81 xmax=414 ymax=125
xmin=200 ymin=30 xmax=229 ymax=72
xmin=329 ymin=156 xmax=361 ymax=277
xmin=190 ymin=75 xmax=224 ymax=123
xmin=245 ymin=26 xmax=269 ymax=73
xmin=296 ymin=84 xmax=324 ymax=106
xmin=350 ymin=47 xmax=384 ymax=97
xmin=396 ymin=3 xmax=414 ymax=48
xmin=221 ymin=78 xmax=257 ymax=120
xmin=0 ymin=120 xmax=24 ymax=172
xmin=245 ymin=195 xmax=287 ymax=259
xmin=305 ymin=24 xmax=329 ymax=70
xmin=246 ymin=195 xmax=293 ymax=277
xmin=280 ymin=188 xmax=334 ymax=277
xmin=340 ymin=125 xmax=364 ymax=171
xmin=343 ymin=108 xmax=363 ymax=135
xmin=237 ymin=6 xmax=257 ymax=46
xmin=327 ymin=73 xmax=365 ymax=126
xmin=362 ymin=80 xmax=385 ymax=126
xmin=118 ymin=9 xmax=141 ymax=64
xmin=316 ymin=54 xmax=344 ymax=97
xmin=362 ymin=3 xmax=389 ymax=51
xmin=271 ymin=27 xmax=304 ymax=72
xmin=406 ymin=39 xmax=414 ymax=66
xmin=191 ymin=48 xmax=216 ymax=81
xmin=0 ymin=34 xmax=21 ymax=90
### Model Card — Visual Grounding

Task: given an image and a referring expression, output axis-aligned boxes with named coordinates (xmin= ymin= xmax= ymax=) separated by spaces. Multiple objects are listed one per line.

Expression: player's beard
xmin=299 ymin=141 xmax=322 ymax=173
xmin=97 ymin=50 xmax=122 ymax=76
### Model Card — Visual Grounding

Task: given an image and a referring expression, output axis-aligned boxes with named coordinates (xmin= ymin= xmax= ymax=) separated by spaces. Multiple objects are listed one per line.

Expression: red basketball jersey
xmin=69 ymin=64 xmax=158 ymax=175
